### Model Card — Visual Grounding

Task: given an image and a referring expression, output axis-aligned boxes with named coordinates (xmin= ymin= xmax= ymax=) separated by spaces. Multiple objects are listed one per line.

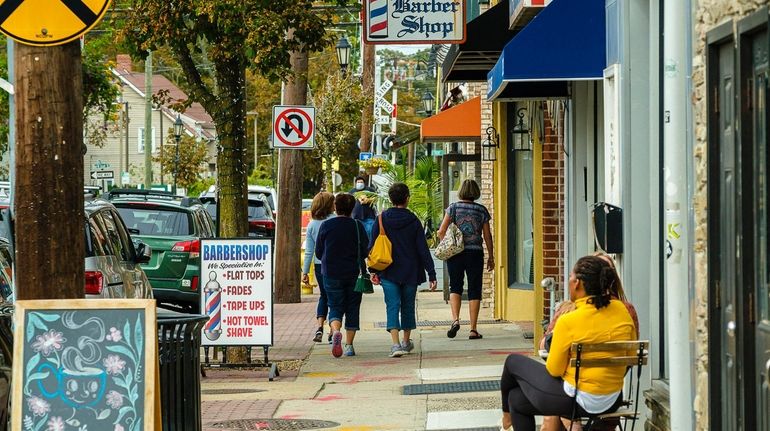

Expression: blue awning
xmin=487 ymin=0 xmax=606 ymax=100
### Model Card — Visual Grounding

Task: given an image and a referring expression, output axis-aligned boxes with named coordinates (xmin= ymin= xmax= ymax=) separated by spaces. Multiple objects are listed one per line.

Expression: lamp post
xmin=335 ymin=35 xmax=351 ymax=73
xmin=173 ymin=114 xmax=183 ymax=194
xmin=422 ymin=90 xmax=435 ymax=157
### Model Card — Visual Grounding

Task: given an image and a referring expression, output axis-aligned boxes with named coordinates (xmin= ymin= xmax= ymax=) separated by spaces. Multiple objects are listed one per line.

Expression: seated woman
xmin=499 ymin=256 xmax=636 ymax=431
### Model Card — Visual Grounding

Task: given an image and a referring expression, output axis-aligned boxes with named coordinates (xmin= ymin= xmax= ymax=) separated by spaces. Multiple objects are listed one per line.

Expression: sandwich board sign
xmin=0 ymin=0 xmax=111 ymax=46
xmin=363 ymin=0 xmax=466 ymax=44
xmin=200 ymin=238 xmax=273 ymax=347
xmin=12 ymin=299 xmax=158 ymax=430
xmin=272 ymin=105 xmax=315 ymax=150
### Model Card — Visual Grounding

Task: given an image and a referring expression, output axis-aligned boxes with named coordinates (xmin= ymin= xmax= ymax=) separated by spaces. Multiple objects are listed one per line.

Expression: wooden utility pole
xmin=14 ymin=42 xmax=85 ymax=300
xmin=360 ymin=40 xmax=375 ymax=154
xmin=274 ymin=39 xmax=307 ymax=304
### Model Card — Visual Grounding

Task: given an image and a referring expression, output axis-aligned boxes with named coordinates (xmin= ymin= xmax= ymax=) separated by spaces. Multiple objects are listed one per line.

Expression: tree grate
xmin=207 ymin=418 xmax=340 ymax=430
xmin=374 ymin=319 xmax=505 ymax=328
xmin=201 ymin=388 xmax=266 ymax=395
xmin=402 ymin=380 xmax=500 ymax=395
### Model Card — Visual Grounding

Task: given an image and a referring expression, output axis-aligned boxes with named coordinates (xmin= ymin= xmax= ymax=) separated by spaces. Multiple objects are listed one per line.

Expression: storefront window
xmin=514 ymin=151 xmax=534 ymax=284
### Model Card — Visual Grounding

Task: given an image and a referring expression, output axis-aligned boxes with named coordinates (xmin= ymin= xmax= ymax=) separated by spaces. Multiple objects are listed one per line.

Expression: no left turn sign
xmin=272 ymin=105 xmax=315 ymax=150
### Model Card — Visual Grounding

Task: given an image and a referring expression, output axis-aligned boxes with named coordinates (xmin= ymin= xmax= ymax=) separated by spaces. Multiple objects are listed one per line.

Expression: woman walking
xmin=315 ymin=193 xmax=369 ymax=358
xmin=437 ymin=179 xmax=494 ymax=339
xmin=302 ymin=192 xmax=335 ymax=343
xmin=369 ymin=183 xmax=438 ymax=358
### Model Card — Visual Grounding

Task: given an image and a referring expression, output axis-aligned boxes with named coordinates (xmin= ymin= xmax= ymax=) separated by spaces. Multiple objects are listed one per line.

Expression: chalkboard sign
xmin=12 ymin=299 xmax=157 ymax=431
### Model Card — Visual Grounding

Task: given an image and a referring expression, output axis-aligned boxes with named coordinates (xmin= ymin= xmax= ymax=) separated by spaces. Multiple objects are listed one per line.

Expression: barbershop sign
xmin=363 ymin=0 xmax=466 ymax=44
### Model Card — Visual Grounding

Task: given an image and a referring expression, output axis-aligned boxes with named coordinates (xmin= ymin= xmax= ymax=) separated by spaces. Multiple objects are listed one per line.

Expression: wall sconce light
xmin=512 ymin=107 xmax=531 ymax=151
xmin=481 ymin=126 xmax=499 ymax=162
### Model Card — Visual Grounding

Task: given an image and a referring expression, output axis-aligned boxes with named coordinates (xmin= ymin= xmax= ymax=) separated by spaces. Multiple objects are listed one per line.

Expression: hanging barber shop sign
xmin=364 ymin=0 xmax=466 ymax=44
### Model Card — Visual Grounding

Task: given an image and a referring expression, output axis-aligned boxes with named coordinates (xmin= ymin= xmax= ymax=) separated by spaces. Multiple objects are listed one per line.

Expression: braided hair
xmin=573 ymin=256 xmax=616 ymax=309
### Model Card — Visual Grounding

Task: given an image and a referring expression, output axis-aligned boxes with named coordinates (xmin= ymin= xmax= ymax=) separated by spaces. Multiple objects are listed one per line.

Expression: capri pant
xmin=446 ymin=249 xmax=484 ymax=300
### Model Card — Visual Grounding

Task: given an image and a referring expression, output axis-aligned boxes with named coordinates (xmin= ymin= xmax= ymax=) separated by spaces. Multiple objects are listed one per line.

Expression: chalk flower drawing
xmin=31 ymin=330 xmax=66 ymax=356
xmin=114 ymin=425 xmax=124 ymax=431
xmin=106 ymin=390 xmax=123 ymax=409
xmin=46 ymin=416 xmax=65 ymax=431
xmin=26 ymin=396 xmax=50 ymax=417
xmin=103 ymin=354 xmax=126 ymax=375
xmin=106 ymin=327 xmax=122 ymax=343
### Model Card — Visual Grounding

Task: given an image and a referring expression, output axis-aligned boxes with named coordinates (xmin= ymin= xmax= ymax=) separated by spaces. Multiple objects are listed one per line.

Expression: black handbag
xmin=353 ymin=220 xmax=373 ymax=294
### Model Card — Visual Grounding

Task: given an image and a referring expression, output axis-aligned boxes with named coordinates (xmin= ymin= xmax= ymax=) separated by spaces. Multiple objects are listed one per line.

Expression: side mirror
xmin=135 ymin=242 xmax=152 ymax=264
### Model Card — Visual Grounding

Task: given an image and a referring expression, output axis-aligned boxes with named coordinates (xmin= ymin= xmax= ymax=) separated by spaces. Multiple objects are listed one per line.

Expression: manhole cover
xmin=402 ymin=380 xmax=500 ymax=395
xmin=375 ymin=319 xmax=504 ymax=328
xmin=208 ymin=418 xmax=340 ymax=430
xmin=201 ymin=388 xmax=266 ymax=395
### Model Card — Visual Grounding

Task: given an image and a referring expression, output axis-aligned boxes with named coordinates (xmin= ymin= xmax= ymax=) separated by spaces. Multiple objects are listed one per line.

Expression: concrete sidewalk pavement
xmin=201 ymin=285 xmax=535 ymax=431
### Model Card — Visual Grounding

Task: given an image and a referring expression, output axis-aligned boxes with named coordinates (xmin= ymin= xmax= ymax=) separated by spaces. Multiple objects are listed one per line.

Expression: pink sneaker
xmin=331 ymin=331 xmax=343 ymax=358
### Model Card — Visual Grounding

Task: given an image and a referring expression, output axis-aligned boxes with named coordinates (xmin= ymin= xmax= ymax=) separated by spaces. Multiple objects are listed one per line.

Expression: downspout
xmin=663 ymin=0 xmax=694 ymax=428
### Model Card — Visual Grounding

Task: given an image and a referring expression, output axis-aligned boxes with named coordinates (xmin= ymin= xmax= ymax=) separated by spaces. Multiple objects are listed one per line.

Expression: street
xmin=200 ymin=286 xmax=534 ymax=431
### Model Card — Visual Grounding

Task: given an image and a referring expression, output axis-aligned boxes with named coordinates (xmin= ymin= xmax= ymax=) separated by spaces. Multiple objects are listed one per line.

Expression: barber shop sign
xmin=364 ymin=0 xmax=466 ymax=44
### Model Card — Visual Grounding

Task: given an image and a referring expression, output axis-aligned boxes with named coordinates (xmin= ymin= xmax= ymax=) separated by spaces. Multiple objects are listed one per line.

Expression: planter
xmin=365 ymin=167 xmax=379 ymax=175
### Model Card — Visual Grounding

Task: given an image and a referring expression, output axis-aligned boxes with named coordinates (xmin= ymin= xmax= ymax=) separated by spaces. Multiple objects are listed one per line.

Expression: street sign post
xmin=359 ymin=152 xmax=373 ymax=161
xmin=0 ymin=0 xmax=111 ymax=46
xmin=271 ymin=105 xmax=316 ymax=150
xmin=375 ymin=98 xmax=394 ymax=115
xmin=376 ymin=115 xmax=391 ymax=125
xmin=375 ymin=79 xmax=393 ymax=100
xmin=90 ymin=170 xmax=114 ymax=180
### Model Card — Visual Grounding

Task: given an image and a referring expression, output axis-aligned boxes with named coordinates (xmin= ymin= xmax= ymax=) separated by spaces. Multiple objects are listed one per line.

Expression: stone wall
xmin=691 ymin=1 xmax=764 ymax=429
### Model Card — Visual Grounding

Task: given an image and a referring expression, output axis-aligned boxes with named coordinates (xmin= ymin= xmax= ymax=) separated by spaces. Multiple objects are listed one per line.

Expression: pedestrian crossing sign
xmin=0 ymin=0 xmax=111 ymax=46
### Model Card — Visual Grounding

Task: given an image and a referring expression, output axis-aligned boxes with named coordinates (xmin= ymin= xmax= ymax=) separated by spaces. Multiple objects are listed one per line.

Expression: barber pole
xmin=369 ymin=0 xmax=388 ymax=39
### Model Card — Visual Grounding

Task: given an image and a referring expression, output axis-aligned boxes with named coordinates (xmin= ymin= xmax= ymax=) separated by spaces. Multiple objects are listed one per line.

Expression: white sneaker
xmin=389 ymin=344 xmax=406 ymax=358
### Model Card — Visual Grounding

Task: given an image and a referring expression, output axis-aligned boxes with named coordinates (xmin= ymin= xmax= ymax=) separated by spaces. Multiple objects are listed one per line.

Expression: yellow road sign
xmin=0 ymin=0 xmax=110 ymax=46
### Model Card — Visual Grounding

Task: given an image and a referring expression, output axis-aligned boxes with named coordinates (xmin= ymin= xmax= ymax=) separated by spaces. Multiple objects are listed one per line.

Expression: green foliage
xmin=154 ymin=133 xmax=211 ymax=189
xmin=248 ymin=167 xmax=274 ymax=187
xmin=187 ymin=177 xmax=216 ymax=197
xmin=376 ymin=155 xmax=442 ymax=227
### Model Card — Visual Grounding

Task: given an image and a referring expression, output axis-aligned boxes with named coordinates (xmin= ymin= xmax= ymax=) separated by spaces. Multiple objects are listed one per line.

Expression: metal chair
xmin=567 ymin=340 xmax=649 ymax=431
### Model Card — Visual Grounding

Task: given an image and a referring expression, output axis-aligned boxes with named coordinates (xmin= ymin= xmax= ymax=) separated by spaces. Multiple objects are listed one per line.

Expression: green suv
xmin=107 ymin=189 xmax=216 ymax=312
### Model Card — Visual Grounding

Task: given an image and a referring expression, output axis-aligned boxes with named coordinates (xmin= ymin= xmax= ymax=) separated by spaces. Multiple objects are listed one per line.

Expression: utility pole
xmin=14 ymin=41 xmax=85 ymax=300
xmin=360 ymin=40 xmax=375 ymax=155
xmin=144 ymin=51 xmax=153 ymax=188
xmin=274 ymin=33 xmax=307 ymax=304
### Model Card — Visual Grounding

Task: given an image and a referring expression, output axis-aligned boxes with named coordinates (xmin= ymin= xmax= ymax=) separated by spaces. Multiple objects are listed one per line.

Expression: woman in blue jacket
xmin=369 ymin=183 xmax=437 ymax=358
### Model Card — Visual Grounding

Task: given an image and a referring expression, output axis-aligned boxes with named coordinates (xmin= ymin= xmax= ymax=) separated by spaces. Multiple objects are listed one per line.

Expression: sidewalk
xmin=201 ymin=285 xmax=535 ymax=431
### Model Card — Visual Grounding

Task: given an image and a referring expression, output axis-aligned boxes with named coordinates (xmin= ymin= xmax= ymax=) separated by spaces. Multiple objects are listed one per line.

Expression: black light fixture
xmin=336 ymin=36 xmax=352 ymax=72
xmin=173 ymin=114 xmax=183 ymax=194
xmin=481 ymin=126 xmax=499 ymax=162
xmin=512 ymin=107 xmax=531 ymax=151
xmin=422 ymin=90 xmax=435 ymax=116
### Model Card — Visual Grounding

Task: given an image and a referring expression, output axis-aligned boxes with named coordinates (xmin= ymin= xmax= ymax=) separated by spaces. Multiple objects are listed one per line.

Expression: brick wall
xmin=541 ymin=104 xmax=565 ymax=319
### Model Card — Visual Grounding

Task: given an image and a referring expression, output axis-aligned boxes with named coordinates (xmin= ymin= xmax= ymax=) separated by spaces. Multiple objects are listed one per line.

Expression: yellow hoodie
xmin=545 ymin=297 xmax=636 ymax=395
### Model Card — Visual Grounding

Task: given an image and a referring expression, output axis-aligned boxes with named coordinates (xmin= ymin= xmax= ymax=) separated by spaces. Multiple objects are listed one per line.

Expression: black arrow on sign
xmin=60 ymin=0 xmax=97 ymax=26
xmin=0 ymin=0 xmax=24 ymax=24
xmin=281 ymin=114 xmax=305 ymax=138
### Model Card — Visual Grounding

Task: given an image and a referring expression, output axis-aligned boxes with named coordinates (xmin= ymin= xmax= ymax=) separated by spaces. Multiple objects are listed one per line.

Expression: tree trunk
xmin=274 ymin=44 xmax=308 ymax=304
xmin=15 ymin=42 xmax=84 ymax=300
xmin=360 ymin=41 xmax=375 ymax=154
xmin=213 ymin=57 xmax=249 ymax=363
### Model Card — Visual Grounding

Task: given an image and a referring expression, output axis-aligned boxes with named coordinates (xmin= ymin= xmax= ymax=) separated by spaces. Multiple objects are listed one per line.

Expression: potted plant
xmin=360 ymin=157 xmax=390 ymax=175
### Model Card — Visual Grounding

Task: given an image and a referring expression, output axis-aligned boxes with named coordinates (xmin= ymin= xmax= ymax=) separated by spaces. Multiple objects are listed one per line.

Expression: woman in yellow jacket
xmin=499 ymin=256 xmax=636 ymax=431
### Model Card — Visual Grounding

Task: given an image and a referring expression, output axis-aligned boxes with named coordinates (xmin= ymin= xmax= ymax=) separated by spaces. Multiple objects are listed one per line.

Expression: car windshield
xmin=203 ymin=202 xmax=217 ymax=221
xmin=248 ymin=202 xmax=269 ymax=220
xmin=115 ymin=207 xmax=192 ymax=236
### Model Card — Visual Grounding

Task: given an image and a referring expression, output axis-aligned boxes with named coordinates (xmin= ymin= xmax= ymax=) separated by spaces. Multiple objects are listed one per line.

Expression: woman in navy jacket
xmin=368 ymin=183 xmax=437 ymax=358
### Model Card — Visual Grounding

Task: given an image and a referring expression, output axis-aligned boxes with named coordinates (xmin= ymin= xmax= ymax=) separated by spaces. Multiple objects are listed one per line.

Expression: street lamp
xmin=511 ymin=107 xmax=531 ymax=151
xmin=173 ymin=114 xmax=183 ymax=194
xmin=336 ymin=36 xmax=351 ymax=73
xmin=422 ymin=91 xmax=435 ymax=116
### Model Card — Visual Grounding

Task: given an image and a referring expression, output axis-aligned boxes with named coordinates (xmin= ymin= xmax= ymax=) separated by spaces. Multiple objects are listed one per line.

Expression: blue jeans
xmin=324 ymin=276 xmax=363 ymax=330
xmin=380 ymin=278 xmax=418 ymax=331
xmin=316 ymin=272 xmax=328 ymax=319
xmin=361 ymin=218 xmax=375 ymax=241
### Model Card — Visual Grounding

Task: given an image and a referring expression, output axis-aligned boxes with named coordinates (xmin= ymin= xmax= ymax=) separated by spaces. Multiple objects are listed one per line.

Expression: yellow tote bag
xmin=367 ymin=214 xmax=393 ymax=271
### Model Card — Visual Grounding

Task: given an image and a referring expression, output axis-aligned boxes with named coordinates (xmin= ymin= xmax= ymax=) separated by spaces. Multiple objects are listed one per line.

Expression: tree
xmin=312 ymin=71 xmax=367 ymax=191
xmin=154 ymin=133 xmax=211 ymax=190
xmin=122 ymin=1 xmax=335 ymax=240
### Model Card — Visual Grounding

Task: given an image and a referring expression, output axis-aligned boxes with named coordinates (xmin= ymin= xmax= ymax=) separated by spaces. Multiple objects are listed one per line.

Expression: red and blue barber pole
xmin=369 ymin=0 xmax=388 ymax=39
xmin=203 ymin=271 xmax=222 ymax=341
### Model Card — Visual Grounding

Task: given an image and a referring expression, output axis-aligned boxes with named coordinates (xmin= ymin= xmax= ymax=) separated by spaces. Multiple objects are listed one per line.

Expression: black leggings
xmin=500 ymin=354 xmax=621 ymax=431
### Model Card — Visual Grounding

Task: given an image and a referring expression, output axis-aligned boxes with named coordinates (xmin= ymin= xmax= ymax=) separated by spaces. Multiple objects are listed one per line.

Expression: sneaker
xmin=389 ymin=344 xmax=406 ymax=358
xmin=331 ymin=331 xmax=343 ymax=358
xmin=312 ymin=327 xmax=323 ymax=343
xmin=343 ymin=344 xmax=356 ymax=356
xmin=401 ymin=340 xmax=414 ymax=353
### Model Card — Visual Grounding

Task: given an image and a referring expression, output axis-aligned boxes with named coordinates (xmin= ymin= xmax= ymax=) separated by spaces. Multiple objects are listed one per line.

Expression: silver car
xmin=84 ymin=200 xmax=154 ymax=299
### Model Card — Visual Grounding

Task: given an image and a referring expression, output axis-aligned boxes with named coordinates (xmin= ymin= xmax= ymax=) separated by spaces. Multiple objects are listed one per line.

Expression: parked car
xmin=199 ymin=186 xmax=276 ymax=238
xmin=84 ymin=199 xmax=154 ymax=299
xmin=248 ymin=185 xmax=278 ymax=216
xmin=107 ymin=189 xmax=216 ymax=312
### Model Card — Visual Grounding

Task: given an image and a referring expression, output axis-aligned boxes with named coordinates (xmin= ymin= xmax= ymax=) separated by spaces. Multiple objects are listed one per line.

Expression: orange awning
xmin=420 ymin=97 xmax=481 ymax=143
